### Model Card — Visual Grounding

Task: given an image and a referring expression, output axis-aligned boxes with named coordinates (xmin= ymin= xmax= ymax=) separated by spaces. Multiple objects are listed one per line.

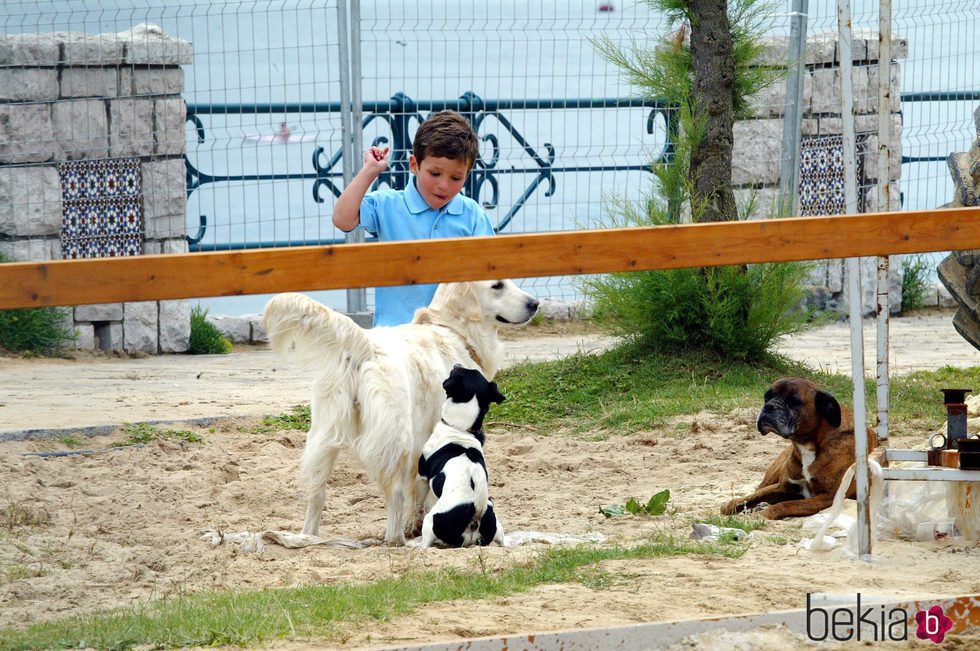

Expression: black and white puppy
xmin=416 ymin=365 xmax=505 ymax=548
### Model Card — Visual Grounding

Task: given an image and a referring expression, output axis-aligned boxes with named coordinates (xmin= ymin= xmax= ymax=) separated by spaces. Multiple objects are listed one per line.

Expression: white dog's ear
xmin=432 ymin=282 xmax=482 ymax=322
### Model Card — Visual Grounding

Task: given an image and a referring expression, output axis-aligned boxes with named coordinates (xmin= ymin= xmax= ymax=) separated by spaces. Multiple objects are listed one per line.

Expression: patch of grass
xmin=494 ymin=341 xmax=977 ymax=438
xmin=694 ymin=513 xmax=768 ymax=532
xmin=494 ymin=343 xmax=813 ymax=434
xmin=188 ymin=305 xmax=232 ymax=355
xmin=57 ymin=435 xmax=83 ymax=449
xmin=900 ymin=253 xmax=932 ymax=313
xmin=2 ymin=498 xmax=52 ymax=531
xmin=3 ymin=562 xmax=49 ymax=582
xmin=120 ymin=423 xmax=204 ymax=446
xmin=246 ymin=405 xmax=311 ymax=434
xmin=0 ymin=535 xmax=743 ymax=649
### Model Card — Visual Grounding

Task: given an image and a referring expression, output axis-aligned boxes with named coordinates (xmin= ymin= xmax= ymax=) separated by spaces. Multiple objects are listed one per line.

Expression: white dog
xmin=263 ymin=280 xmax=538 ymax=544
xmin=417 ymin=365 xmax=505 ymax=548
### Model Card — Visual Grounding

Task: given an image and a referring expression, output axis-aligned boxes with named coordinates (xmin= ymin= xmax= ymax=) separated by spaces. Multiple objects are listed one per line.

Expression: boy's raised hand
xmin=363 ymin=146 xmax=390 ymax=176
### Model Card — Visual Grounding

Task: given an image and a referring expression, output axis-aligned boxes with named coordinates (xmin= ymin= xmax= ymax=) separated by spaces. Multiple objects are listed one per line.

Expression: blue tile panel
xmin=60 ymin=159 xmax=143 ymax=259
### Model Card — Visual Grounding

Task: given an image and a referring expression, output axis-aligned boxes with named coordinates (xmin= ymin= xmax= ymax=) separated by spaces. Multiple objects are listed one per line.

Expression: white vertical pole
xmin=875 ymin=0 xmax=893 ymax=444
xmin=838 ymin=0 xmax=872 ymax=558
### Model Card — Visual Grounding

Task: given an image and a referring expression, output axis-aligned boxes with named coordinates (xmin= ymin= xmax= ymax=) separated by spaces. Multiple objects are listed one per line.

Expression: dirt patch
xmin=2 ymin=410 xmax=979 ymax=647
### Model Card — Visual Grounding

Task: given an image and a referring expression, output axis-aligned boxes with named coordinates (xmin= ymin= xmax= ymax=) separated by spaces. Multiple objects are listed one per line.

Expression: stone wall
xmin=735 ymin=30 xmax=907 ymax=314
xmin=0 ymin=24 xmax=192 ymax=353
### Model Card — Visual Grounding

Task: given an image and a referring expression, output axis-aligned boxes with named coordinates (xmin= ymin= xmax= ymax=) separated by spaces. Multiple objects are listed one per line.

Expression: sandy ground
xmin=1 ymin=311 xmax=980 ymax=648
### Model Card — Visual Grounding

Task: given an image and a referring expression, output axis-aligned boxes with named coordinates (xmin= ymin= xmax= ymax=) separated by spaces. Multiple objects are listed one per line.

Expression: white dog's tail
xmin=263 ymin=293 xmax=376 ymax=491
xmin=263 ymin=292 xmax=375 ymax=372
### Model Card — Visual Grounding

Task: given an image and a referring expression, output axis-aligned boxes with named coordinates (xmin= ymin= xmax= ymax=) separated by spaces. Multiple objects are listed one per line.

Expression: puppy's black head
xmin=757 ymin=377 xmax=841 ymax=440
xmin=441 ymin=364 xmax=505 ymax=433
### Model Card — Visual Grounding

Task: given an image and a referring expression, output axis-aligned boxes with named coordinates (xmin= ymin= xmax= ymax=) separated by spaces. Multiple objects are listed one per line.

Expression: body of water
xmin=4 ymin=0 xmax=977 ymax=315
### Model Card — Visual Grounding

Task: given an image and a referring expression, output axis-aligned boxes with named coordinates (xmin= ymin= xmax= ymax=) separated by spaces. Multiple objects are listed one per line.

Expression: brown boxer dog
xmin=721 ymin=377 xmax=879 ymax=520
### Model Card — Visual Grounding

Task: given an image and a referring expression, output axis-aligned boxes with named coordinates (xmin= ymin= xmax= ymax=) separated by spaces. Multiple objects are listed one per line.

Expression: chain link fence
xmin=2 ymin=0 xmax=977 ymax=319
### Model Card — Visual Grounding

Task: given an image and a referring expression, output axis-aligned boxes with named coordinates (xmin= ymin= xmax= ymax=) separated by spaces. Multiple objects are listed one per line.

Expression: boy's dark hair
xmin=412 ymin=110 xmax=480 ymax=169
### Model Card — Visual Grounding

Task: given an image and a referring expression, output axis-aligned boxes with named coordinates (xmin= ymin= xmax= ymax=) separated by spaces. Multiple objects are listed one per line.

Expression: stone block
xmin=866 ymin=63 xmax=902 ymax=114
xmin=109 ymin=98 xmax=154 ymax=157
xmin=75 ymin=303 xmax=123 ymax=322
xmin=801 ymin=118 xmax=819 ymax=136
xmin=0 ymin=68 xmax=59 ymax=101
xmin=860 ymin=114 xmax=903 ymax=183
xmin=839 ymin=256 xmax=902 ymax=316
xmin=0 ymin=166 xmax=62 ymax=236
xmin=207 ymin=314 xmax=251 ymax=343
xmin=734 ymin=186 xmax=781 ymax=219
xmin=0 ymin=104 xmax=63 ymax=164
xmin=748 ymin=69 xmax=811 ymax=120
xmin=806 ymin=261 xmax=829 ymax=287
xmin=132 ymin=67 xmax=184 ymax=96
xmin=159 ymin=300 xmax=190 ymax=353
xmin=818 ymin=117 xmax=842 ymax=135
xmin=538 ymin=299 xmax=571 ymax=320
xmin=73 ymin=323 xmax=96 ymax=350
xmin=732 ymin=119 xmax=782 ymax=186
xmin=143 ymin=237 xmax=189 ymax=256
xmin=161 ymin=238 xmax=189 ymax=254
xmin=753 ymin=36 xmax=790 ymax=67
xmin=937 ymin=281 xmax=957 ymax=309
xmin=123 ymin=300 xmax=159 ymax=353
xmin=809 ymin=67 xmax=839 ymax=114
xmin=142 ymin=159 xmax=186 ymax=237
xmin=52 ymin=99 xmax=110 ymax=160
xmin=57 ymin=31 xmax=126 ymax=65
xmin=827 ymin=259 xmax=844 ymax=293
xmin=116 ymin=24 xmax=193 ymax=65
xmin=861 ymin=182 xmax=901 ymax=212
xmin=0 ymin=33 xmax=61 ymax=66
xmin=61 ymin=68 xmax=118 ymax=98
xmin=861 ymin=31 xmax=909 ymax=61
xmin=805 ymin=33 xmax=837 ymax=66
xmin=154 ymin=98 xmax=187 ymax=155
xmin=244 ymin=314 xmax=268 ymax=343
xmin=0 ymin=238 xmax=61 ymax=262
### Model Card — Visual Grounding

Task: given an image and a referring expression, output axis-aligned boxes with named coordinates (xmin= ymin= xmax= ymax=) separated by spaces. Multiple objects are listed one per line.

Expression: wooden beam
xmin=2 ymin=207 xmax=978 ymax=310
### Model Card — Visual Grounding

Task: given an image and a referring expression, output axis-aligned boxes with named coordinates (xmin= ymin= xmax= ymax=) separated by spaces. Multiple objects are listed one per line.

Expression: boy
xmin=332 ymin=110 xmax=495 ymax=327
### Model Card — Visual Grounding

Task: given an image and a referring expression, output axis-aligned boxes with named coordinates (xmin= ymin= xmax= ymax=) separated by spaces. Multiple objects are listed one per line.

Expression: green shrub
xmin=188 ymin=305 xmax=232 ymax=354
xmin=585 ymin=0 xmax=813 ymax=361
xmin=0 ymin=253 xmax=77 ymax=356
xmin=901 ymin=253 xmax=932 ymax=313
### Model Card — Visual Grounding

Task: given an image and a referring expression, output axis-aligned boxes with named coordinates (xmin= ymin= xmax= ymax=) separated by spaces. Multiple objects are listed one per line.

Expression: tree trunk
xmin=689 ymin=0 xmax=737 ymax=223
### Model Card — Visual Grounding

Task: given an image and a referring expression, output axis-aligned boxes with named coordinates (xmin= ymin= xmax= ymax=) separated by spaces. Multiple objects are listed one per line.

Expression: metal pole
xmin=778 ymin=0 xmax=808 ymax=217
xmin=346 ymin=0 xmax=367 ymax=315
xmin=335 ymin=0 xmax=363 ymax=317
xmin=875 ymin=0 xmax=893 ymax=444
xmin=838 ymin=0 xmax=872 ymax=559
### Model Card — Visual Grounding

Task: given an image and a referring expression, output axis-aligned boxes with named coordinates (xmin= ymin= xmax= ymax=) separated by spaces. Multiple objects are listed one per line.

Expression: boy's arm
xmin=332 ymin=146 xmax=389 ymax=232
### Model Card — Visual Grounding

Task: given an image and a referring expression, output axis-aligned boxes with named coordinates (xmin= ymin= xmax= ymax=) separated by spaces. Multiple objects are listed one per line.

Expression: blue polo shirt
xmin=356 ymin=178 xmax=495 ymax=327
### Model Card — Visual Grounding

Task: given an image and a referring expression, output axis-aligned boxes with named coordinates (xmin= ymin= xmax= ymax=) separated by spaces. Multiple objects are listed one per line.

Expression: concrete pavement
xmin=2 ymin=311 xmax=978 ymax=440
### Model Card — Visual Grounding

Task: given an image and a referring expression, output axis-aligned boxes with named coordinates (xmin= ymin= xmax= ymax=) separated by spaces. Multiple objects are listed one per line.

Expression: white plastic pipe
xmin=838 ymin=0 xmax=873 ymax=559
xmin=876 ymin=0 xmax=893 ymax=444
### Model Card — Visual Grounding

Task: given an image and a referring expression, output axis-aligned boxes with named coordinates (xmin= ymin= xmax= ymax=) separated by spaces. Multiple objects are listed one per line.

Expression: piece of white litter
xmin=502 ymin=531 xmax=605 ymax=547
xmin=202 ymin=529 xmax=377 ymax=552
xmin=690 ymin=523 xmax=750 ymax=541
